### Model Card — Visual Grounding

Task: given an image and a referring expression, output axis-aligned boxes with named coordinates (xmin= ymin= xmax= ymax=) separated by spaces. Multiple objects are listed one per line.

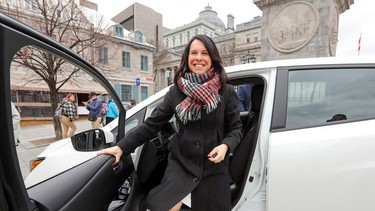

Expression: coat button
xmin=195 ymin=142 xmax=200 ymax=148
xmin=193 ymin=177 xmax=198 ymax=182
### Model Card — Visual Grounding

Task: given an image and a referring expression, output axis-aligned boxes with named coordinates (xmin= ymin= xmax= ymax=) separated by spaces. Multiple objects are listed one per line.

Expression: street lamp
xmin=241 ymin=52 xmax=256 ymax=64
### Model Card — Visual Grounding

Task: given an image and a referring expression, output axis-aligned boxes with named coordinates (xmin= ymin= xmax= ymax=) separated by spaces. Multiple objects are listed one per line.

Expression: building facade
xmin=155 ymin=5 xmax=262 ymax=92
xmin=2 ymin=0 xmax=155 ymax=119
xmin=111 ymin=2 xmax=168 ymax=48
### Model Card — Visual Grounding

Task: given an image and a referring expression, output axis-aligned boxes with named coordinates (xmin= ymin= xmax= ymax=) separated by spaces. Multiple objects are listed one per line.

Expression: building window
xmin=98 ymin=47 xmax=108 ymax=66
xmin=186 ymin=31 xmax=190 ymax=42
xmin=114 ymin=25 xmax=124 ymax=37
xmin=254 ymin=33 xmax=259 ymax=42
xmin=140 ymin=55 xmax=148 ymax=72
xmin=166 ymin=38 xmax=169 ymax=48
xmin=120 ymin=84 xmax=132 ymax=101
xmin=141 ymin=86 xmax=148 ymax=101
xmin=122 ymin=51 xmax=130 ymax=68
xmin=195 ymin=29 xmax=199 ymax=35
xmin=134 ymin=31 xmax=143 ymax=43
xmin=179 ymin=34 xmax=183 ymax=44
xmin=172 ymin=36 xmax=176 ymax=46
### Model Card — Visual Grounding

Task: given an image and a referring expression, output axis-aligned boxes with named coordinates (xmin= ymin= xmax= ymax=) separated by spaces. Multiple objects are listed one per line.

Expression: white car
xmin=22 ymin=46 xmax=375 ymax=211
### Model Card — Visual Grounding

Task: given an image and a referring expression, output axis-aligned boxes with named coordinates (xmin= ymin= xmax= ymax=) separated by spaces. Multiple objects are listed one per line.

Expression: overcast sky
xmin=91 ymin=0 xmax=374 ymax=57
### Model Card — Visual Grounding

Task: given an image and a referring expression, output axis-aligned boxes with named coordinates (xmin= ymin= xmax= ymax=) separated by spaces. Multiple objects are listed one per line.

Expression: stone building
xmin=154 ymin=5 xmax=262 ymax=92
xmin=111 ymin=2 xmax=169 ymax=48
xmin=254 ymin=0 xmax=353 ymax=61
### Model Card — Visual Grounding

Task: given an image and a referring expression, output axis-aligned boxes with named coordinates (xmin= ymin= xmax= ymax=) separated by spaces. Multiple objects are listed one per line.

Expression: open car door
xmin=0 ymin=13 xmax=134 ymax=210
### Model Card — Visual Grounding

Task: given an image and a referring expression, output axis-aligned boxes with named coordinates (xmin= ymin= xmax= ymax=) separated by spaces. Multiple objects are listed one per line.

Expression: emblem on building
xmin=268 ymin=1 xmax=319 ymax=53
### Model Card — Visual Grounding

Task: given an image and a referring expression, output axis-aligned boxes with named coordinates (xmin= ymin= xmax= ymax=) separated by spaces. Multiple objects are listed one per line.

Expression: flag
xmin=358 ymin=33 xmax=362 ymax=55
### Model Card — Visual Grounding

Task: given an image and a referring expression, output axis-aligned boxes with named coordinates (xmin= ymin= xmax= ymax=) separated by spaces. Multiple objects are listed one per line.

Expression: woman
xmin=60 ymin=93 xmax=77 ymax=139
xmin=98 ymin=34 xmax=242 ymax=211
xmin=105 ymin=96 xmax=119 ymax=125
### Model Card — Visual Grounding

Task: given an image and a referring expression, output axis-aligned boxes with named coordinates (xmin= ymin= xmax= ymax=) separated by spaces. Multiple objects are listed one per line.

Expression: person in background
xmin=11 ymin=102 xmax=22 ymax=146
xmin=60 ymin=93 xmax=77 ymax=139
xmin=126 ymin=98 xmax=136 ymax=111
xmin=100 ymin=100 xmax=107 ymax=126
xmin=237 ymin=83 xmax=253 ymax=112
xmin=105 ymin=96 xmax=119 ymax=125
xmin=83 ymin=92 xmax=102 ymax=129
xmin=98 ymin=34 xmax=242 ymax=211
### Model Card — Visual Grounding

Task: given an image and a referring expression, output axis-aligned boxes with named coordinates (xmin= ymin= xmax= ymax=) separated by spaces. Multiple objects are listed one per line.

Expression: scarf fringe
xmin=176 ymin=104 xmax=201 ymax=125
xmin=204 ymin=94 xmax=221 ymax=113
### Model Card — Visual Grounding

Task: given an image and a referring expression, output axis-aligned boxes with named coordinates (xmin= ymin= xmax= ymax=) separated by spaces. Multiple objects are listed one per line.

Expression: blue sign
xmin=136 ymin=78 xmax=140 ymax=86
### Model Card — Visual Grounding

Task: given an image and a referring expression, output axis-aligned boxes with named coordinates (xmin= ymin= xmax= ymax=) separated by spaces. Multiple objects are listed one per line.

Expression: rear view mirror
xmin=71 ymin=129 xmax=114 ymax=151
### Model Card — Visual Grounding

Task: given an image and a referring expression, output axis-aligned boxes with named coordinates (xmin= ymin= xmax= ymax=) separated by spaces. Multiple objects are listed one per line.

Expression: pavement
xmin=16 ymin=120 xmax=92 ymax=180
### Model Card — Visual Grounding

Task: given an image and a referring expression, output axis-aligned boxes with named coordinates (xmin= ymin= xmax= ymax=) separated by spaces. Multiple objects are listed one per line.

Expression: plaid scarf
xmin=176 ymin=68 xmax=221 ymax=124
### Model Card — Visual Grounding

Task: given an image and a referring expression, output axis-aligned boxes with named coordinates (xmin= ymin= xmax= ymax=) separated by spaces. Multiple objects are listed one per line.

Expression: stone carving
xmin=268 ymin=1 xmax=319 ymax=53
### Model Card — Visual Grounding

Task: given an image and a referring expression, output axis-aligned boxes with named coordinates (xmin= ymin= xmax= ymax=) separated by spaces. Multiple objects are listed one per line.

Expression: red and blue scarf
xmin=176 ymin=68 xmax=221 ymax=124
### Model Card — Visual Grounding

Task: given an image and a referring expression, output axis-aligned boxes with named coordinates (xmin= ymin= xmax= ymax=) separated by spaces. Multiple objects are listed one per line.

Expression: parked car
xmin=3 ymin=12 xmax=375 ymax=211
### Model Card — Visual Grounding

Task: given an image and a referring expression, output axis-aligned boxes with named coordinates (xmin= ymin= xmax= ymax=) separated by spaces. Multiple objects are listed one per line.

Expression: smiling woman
xmin=98 ymin=34 xmax=243 ymax=211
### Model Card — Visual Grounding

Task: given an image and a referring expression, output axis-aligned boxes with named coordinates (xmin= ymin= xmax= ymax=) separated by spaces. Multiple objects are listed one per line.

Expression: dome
xmin=196 ymin=5 xmax=226 ymax=29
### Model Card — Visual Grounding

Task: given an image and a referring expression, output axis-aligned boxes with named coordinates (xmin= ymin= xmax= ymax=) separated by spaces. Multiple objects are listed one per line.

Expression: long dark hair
xmin=173 ymin=34 xmax=228 ymax=87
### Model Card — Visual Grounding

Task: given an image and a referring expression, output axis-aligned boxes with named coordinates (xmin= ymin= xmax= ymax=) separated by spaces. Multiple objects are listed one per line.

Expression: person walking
xmin=83 ymin=92 xmax=102 ymax=129
xmin=11 ymin=102 xmax=23 ymax=146
xmin=60 ymin=93 xmax=77 ymax=139
xmin=126 ymin=98 xmax=136 ymax=111
xmin=105 ymin=96 xmax=119 ymax=125
xmin=98 ymin=34 xmax=243 ymax=211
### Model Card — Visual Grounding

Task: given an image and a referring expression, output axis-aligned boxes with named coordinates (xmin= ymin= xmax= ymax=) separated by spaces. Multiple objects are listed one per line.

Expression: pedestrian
xmin=100 ymin=100 xmax=107 ymax=126
xmin=98 ymin=34 xmax=243 ymax=211
xmin=83 ymin=92 xmax=102 ymax=129
xmin=105 ymin=96 xmax=119 ymax=125
xmin=11 ymin=102 xmax=23 ymax=146
xmin=60 ymin=93 xmax=77 ymax=139
xmin=237 ymin=83 xmax=253 ymax=112
xmin=126 ymin=98 xmax=136 ymax=111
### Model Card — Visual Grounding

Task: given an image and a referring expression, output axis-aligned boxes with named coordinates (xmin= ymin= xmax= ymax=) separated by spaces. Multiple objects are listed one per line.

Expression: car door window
xmin=286 ymin=68 xmax=375 ymax=128
xmin=10 ymin=45 xmax=119 ymax=183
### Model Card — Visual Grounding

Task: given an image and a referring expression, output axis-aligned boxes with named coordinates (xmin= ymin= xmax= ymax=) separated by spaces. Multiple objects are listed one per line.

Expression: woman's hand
xmin=97 ymin=146 xmax=123 ymax=164
xmin=207 ymin=144 xmax=228 ymax=163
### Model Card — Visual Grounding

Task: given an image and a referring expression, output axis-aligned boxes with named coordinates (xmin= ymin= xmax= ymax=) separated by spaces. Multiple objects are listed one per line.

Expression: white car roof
xmin=225 ymin=56 xmax=375 ymax=74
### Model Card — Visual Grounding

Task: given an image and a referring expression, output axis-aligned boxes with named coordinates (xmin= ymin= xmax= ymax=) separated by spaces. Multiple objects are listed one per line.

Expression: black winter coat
xmin=117 ymin=84 xmax=243 ymax=211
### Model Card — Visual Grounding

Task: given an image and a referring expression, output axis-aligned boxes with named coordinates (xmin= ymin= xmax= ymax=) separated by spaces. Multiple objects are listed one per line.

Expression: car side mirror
xmin=71 ymin=129 xmax=114 ymax=151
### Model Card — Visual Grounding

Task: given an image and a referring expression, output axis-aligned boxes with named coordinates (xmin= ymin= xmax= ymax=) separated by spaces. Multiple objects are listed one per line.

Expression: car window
xmin=110 ymin=96 xmax=164 ymax=141
xmin=110 ymin=108 xmax=145 ymax=141
xmin=286 ymin=68 xmax=375 ymax=128
xmin=10 ymin=45 xmax=119 ymax=182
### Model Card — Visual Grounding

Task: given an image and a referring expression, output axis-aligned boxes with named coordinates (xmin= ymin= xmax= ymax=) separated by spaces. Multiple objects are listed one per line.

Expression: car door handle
xmin=112 ymin=163 xmax=120 ymax=172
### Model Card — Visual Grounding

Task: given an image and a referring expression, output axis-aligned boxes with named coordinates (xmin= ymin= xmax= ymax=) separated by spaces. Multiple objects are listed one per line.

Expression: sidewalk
xmin=16 ymin=120 xmax=92 ymax=179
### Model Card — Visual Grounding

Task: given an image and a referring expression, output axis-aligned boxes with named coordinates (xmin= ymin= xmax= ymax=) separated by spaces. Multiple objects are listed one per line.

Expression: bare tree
xmin=2 ymin=0 xmax=111 ymax=139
